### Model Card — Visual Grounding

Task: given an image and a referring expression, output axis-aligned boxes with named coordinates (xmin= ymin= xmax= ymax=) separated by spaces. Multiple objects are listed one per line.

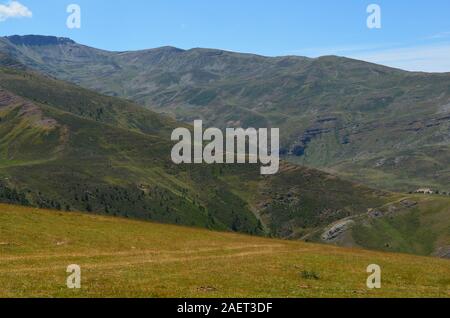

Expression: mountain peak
xmin=5 ymin=35 xmax=75 ymax=46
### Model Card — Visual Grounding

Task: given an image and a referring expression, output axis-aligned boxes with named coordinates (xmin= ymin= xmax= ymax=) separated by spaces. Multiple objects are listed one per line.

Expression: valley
xmin=0 ymin=64 xmax=391 ymax=243
xmin=0 ymin=35 xmax=449 ymax=261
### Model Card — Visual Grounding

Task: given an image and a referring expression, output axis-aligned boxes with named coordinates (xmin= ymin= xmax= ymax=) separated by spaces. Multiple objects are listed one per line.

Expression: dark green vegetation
xmin=0 ymin=64 xmax=394 ymax=243
xmin=0 ymin=66 xmax=261 ymax=234
xmin=1 ymin=35 xmax=449 ymax=191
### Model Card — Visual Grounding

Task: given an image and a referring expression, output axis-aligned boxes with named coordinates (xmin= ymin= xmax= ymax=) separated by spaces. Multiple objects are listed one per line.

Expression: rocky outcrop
xmin=290 ymin=118 xmax=339 ymax=156
xmin=400 ymin=199 xmax=417 ymax=208
xmin=321 ymin=220 xmax=355 ymax=241
xmin=432 ymin=246 xmax=450 ymax=259
xmin=6 ymin=35 xmax=75 ymax=46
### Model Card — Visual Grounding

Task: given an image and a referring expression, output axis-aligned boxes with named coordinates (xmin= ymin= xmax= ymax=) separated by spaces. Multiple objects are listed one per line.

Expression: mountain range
xmin=1 ymin=35 xmax=449 ymax=191
xmin=0 ymin=35 xmax=449 ymax=258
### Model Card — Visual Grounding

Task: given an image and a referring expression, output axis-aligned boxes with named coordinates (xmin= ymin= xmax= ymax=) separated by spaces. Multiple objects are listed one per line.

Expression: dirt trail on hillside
xmin=0 ymin=243 xmax=286 ymax=262
xmin=0 ymin=243 xmax=303 ymax=274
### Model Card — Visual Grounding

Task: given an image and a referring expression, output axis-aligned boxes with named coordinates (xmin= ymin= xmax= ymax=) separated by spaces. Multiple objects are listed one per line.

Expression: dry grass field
xmin=0 ymin=203 xmax=449 ymax=298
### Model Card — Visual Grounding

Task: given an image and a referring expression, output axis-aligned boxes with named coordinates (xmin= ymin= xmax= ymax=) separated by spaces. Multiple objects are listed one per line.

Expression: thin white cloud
xmin=289 ymin=41 xmax=450 ymax=73
xmin=288 ymin=43 xmax=400 ymax=57
xmin=349 ymin=43 xmax=450 ymax=73
xmin=0 ymin=1 xmax=32 ymax=22
xmin=427 ymin=32 xmax=450 ymax=40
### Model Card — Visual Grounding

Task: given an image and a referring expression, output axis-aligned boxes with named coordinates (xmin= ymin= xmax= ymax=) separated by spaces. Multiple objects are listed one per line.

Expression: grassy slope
xmin=0 ymin=67 xmax=263 ymax=235
xmin=306 ymin=194 xmax=450 ymax=257
xmin=351 ymin=195 xmax=450 ymax=256
xmin=223 ymin=164 xmax=389 ymax=239
xmin=2 ymin=36 xmax=449 ymax=191
xmin=0 ymin=203 xmax=449 ymax=298
xmin=0 ymin=66 xmax=180 ymax=137
xmin=0 ymin=65 xmax=397 ymax=241
xmin=0 ymin=105 xmax=263 ymax=234
xmin=0 ymin=60 xmax=448 ymax=258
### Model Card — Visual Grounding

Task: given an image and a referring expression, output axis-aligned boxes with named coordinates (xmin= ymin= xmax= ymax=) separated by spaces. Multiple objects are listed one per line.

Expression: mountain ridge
xmin=0 ymin=35 xmax=449 ymax=258
xmin=5 ymin=35 xmax=75 ymax=46
xmin=1 ymin=34 xmax=448 ymax=191
xmin=6 ymin=34 xmax=449 ymax=74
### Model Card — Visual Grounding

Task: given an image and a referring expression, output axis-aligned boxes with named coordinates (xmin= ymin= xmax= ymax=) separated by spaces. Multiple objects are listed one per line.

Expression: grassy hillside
xmin=0 ymin=65 xmax=393 ymax=242
xmin=0 ymin=46 xmax=448 ymax=259
xmin=0 ymin=87 xmax=262 ymax=235
xmin=307 ymin=194 xmax=450 ymax=257
xmin=1 ymin=35 xmax=449 ymax=190
xmin=0 ymin=203 xmax=449 ymax=298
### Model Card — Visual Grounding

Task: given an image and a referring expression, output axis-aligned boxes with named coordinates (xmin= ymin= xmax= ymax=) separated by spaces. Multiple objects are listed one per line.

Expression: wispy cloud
xmin=349 ymin=43 xmax=450 ymax=73
xmin=0 ymin=1 xmax=32 ymax=22
xmin=288 ymin=43 xmax=400 ymax=57
xmin=289 ymin=39 xmax=450 ymax=73
xmin=427 ymin=32 xmax=450 ymax=40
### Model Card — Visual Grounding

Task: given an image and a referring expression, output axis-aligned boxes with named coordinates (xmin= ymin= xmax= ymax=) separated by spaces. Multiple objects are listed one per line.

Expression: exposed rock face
xmin=368 ymin=209 xmax=383 ymax=218
xmin=290 ymin=118 xmax=338 ymax=156
xmin=366 ymin=200 xmax=418 ymax=220
xmin=433 ymin=246 xmax=450 ymax=259
xmin=321 ymin=220 xmax=355 ymax=241
xmin=6 ymin=35 xmax=75 ymax=46
xmin=400 ymin=199 xmax=417 ymax=208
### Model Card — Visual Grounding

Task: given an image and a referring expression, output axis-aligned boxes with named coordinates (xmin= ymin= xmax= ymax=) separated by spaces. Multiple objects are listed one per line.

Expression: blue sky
xmin=1 ymin=0 xmax=450 ymax=72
